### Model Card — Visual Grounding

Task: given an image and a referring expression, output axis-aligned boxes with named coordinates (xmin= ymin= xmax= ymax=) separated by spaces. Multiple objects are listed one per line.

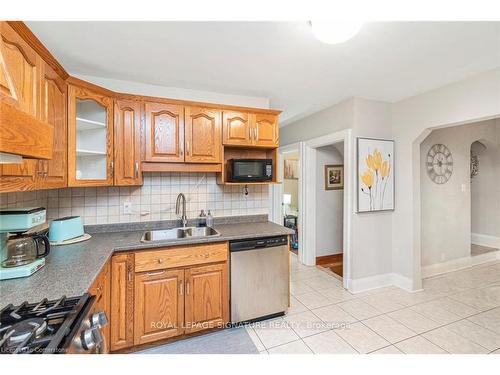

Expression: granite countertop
xmin=0 ymin=216 xmax=293 ymax=306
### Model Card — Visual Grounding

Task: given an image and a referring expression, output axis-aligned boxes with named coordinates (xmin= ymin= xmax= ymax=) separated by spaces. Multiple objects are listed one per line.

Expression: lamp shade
xmin=283 ymin=194 xmax=292 ymax=205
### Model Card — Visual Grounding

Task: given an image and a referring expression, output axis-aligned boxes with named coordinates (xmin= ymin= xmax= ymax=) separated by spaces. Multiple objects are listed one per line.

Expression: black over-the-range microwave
xmin=228 ymin=159 xmax=273 ymax=182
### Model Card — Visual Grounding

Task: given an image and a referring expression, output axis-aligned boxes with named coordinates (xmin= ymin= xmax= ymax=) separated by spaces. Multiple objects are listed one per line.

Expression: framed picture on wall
xmin=324 ymin=165 xmax=344 ymax=190
xmin=357 ymin=137 xmax=395 ymax=213
xmin=284 ymin=159 xmax=299 ymax=179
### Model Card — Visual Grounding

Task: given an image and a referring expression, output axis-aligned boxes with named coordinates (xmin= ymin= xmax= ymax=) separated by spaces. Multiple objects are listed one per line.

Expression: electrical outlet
xmin=124 ymin=201 xmax=132 ymax=215
xmin=461 ymin=183 xmax=467 ymax=193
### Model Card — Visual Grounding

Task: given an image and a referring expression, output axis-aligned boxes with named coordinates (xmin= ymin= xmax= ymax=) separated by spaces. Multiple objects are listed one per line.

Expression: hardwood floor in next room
xmin=245 ymin=253 xmax=500 ymax=354
xmin=317 ymin=254 xmax=343 ymax=278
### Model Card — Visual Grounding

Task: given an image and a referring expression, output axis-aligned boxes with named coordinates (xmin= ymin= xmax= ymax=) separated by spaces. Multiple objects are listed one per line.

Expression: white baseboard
xmin=347 ymin=273 xmax=415 ymax=293
xmin=471 ymin=233 xmax=500 ymax=248
xmin=422 ymin=251 xmax=500 ymax=278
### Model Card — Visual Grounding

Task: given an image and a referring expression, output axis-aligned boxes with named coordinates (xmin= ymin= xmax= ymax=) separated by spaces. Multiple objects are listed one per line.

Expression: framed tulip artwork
xmin=357 ymin=137 xmax=395 ymax=213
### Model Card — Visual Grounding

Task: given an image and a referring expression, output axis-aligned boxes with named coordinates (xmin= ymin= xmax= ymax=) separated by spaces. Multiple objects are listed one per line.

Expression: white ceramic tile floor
xmin=370 ymin=345 xmax=403 ymax=354
xmin=246 ymin=254 xmax=500 ymax=354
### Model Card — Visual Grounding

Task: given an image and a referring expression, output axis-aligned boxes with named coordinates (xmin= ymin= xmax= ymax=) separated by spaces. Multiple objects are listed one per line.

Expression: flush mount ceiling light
xmin=310 ymin=20 xmax=363 ymax=44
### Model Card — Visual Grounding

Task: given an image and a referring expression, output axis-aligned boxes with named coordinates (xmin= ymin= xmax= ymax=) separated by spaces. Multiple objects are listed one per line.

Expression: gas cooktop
xmin=0 ymin=294 xmax=97 ymax=354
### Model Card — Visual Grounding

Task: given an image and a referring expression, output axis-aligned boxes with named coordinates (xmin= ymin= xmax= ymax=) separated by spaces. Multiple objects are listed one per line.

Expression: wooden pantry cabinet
xmin=222 ymin=111 xmax=279 ymax=148
xmin=67 ymin=84 xmax=114 ymax=187
xmin=109 ymin=242 xmax=229 ymax=351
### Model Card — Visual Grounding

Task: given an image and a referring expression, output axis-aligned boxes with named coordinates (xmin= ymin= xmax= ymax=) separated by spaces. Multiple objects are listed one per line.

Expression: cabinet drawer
xmin=134 ymin=242 xmax=228 ymax=272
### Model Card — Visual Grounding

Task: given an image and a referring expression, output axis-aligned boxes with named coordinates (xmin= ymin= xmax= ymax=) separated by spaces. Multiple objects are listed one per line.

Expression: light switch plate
xmin=124 ymin=201 xmax=132 ymax=214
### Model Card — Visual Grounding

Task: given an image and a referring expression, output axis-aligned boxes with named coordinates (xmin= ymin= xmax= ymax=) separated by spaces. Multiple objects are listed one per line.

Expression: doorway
xmin=470 ymin=139 xmax=500 ymax=256
xmin=282 ymin=150 xmax=300 ymax=255
xmin=314 ymin=143 xmax=345 ymax=279
xmin=419 ymin=119 xmax=500 ymax=279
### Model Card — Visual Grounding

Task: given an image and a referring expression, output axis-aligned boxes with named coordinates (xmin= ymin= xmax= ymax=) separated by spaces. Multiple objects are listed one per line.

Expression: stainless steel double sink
xmin=140 ymin=226 xmax=220 ymax=242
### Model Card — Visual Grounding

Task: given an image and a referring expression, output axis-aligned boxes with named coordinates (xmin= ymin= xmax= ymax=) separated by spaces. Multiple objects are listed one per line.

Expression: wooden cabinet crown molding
xmin=6 ymin=21 xmax=69 ymax=80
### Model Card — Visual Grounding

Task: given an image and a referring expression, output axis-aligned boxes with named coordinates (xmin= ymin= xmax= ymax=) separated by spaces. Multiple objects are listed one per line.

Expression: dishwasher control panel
xmin=229 ymin=235 xmax=288 ymax=252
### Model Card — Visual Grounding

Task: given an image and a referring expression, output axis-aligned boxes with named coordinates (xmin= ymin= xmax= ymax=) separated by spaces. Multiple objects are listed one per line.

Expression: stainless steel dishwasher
xmin=230 ymin=235 xmax=289 ymax=323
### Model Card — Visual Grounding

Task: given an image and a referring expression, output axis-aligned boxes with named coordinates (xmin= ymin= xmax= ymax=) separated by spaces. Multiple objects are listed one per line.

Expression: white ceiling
xmin=27 ymin=21 xmax=500 ymax=125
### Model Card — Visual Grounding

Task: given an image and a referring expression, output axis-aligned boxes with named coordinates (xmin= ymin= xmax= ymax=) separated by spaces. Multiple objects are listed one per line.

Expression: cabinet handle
xmin=186 ymin=281 xmax=190 ymax=295
xmin=36 ymin=161 xmax=44 ymax=176
xmin=179 ymin=281 xmax=183 ymax=296
xmin=135 ymin=162 xmax=139 ymax=178
xmin=146 ymin=270 xmax=166 ymax=277
xmin=127 ymin=264 xmax=132 ymax=282
xmin=248 ymin=127 xmax=252 ymax=140
xmin=255 ymin=127 xmax=259 ymax=140
xmin=110 ymin=161 xmax=114 ymax=177
xmin=186 ymin=141 xmax=190 ymax=155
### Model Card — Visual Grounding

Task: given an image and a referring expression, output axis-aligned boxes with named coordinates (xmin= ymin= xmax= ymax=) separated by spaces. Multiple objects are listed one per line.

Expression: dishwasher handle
xmin=229 ymin=235 xmax=288 ymax=252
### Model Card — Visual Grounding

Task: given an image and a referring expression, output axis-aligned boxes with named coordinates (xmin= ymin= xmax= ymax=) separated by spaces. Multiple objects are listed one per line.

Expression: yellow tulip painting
xmin=358 ymin=138 xmax=394 ymax=212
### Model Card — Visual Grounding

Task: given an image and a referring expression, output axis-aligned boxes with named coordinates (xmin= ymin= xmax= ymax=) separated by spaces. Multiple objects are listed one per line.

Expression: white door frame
xmin=303 ymin=129 xmax=353 ymax=288
xmin=271 ymin=143 xmax=302 ymax=255
xmin=271 ymin=130 xmax=353 ymax=289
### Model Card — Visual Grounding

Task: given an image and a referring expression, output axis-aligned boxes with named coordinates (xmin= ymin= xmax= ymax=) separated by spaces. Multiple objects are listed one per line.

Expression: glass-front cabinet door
xmin=68 ymin=85 xmax=114 ymax=186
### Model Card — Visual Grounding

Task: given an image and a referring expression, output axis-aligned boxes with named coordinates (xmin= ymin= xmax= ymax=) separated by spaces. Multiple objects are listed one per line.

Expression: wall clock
xmin=426 ymin=144 xmax=453 ymax=184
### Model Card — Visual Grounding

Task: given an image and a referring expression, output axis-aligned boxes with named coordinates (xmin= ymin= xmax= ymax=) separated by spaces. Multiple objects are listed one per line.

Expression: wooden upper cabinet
xmin=222 ymin=111 xmax=252 ymax=146
xmin=184 ymin=263 xmax=228 ymax=334
xmin=0 ymin=22 xmax=39 ymax=117
xmin=0 ymin=160 xmax=38 ymax=192
xmin=185 ymin=107 xmax=221 ymax=163
xmin=67 ymin=84 xmax=114 ymax=187
xmin=114 ymin=99 xmax=142 ymax=186
xmin=144 ymin=102 xmax=184 ymax=163
xmin=37 ymin=61 xmax=67 ymax=189
xmin=110 ymin=253 xmax=134 ymax=351
xmin=134 ymin=269 xmax=185 ymax=345
xmin=223 ymin=111 xmax=279 ymax=148
xmin=252 ymin=113 xmax=279 ymax=147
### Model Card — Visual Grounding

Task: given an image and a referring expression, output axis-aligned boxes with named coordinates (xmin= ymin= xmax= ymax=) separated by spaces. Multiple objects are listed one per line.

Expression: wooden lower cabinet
xmin=109 ymin=244 xmax=229 ymax=352
xmin=134 ymin=269 xmax=184 ymax=345
xmin=110 ymin=253 xmax=135 ymax=351
xmin=184 ymin=263 xmax=228 ymax=334
xmin=88 ymin=261 xmax=111 ymax=353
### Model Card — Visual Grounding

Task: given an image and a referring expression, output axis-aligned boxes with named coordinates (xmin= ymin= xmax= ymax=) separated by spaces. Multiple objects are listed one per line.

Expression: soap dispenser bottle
xmin=198 ymin=210 xmax=207 ymax=227
xmin=206 ymin=210 xmax=214 ymax=228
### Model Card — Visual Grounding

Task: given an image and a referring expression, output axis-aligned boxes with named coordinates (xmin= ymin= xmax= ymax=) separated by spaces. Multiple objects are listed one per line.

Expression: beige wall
xmin=281 ymin=97 xmax=393 ymax=282
xmin=392 ymin=68 xmax=500 ymax=287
